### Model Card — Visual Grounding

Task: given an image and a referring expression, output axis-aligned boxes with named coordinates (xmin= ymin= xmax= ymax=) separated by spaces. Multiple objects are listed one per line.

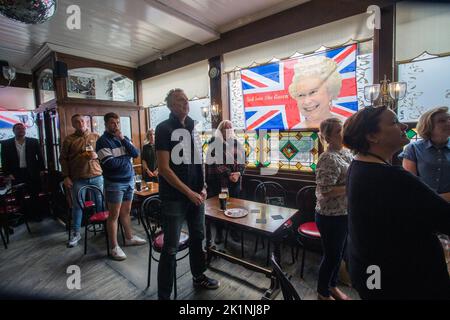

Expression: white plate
xmin=224 ymin=208 xmax=248 ymax=218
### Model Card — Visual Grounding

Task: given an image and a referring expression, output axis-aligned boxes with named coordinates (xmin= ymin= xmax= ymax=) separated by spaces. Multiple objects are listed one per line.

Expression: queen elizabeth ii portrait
xmin=288 ymin=55 xmax=346 ymax=128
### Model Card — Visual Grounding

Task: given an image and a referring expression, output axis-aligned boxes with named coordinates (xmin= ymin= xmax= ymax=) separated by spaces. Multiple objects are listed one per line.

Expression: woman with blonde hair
xmin=314 ymin=117 xmax=353 ymax=300
xmin=206 ymin=120 xmax=246 ymax=243
xmin=400 ymin=106 xmax=450 ymax=201
xmin=288 ymin=55 xmax=345 ymax=128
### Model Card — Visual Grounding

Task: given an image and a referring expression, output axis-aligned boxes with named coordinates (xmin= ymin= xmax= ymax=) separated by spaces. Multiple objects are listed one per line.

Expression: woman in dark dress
xmin=343 ymin=105 xmax=450 ymax=300
xmin=142 ymin=129 xmax=158 ymax=182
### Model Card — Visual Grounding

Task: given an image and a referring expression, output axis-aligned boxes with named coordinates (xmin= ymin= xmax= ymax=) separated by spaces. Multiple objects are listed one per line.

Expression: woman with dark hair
xmin=142 ymin=129 xmax=158 ymax=183
xmin=343 ymin=106 xmax=450 ymax=299
xmin=315 ymin=118 xmax=353 ymax=300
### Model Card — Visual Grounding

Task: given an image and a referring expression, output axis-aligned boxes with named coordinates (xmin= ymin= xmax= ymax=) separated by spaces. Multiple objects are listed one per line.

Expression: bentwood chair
xmin=254 ymin=181 xmax=296 ymax=265
xmin=76 ymin=185 xmax=110 ymax=256
xmin=295 ymin=185 xmax=321 ymax=278
xmin=0 ymin=183 xmax=32 ymax=249
xmin=140 ymin=195 xmax=189 ymax=299
xmin=270 ymin=254 xmax=301 ymax=300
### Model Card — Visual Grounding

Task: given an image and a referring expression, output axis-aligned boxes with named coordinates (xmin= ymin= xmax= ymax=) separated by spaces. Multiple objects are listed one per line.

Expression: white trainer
xmin=124 ymin=235 xmax=147 ymax=246
xmin=111 ymin=246 xmax=127 ymax=261
xmin=67 ymin=232 xmax=81 ymax=248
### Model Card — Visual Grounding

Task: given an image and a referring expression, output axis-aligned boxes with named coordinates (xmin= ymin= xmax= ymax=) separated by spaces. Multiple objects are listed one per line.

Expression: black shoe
xmin=193 ymin=274 xmax=220 ymax=290
xmin=8 ymin=227 xmax=14 ymax=235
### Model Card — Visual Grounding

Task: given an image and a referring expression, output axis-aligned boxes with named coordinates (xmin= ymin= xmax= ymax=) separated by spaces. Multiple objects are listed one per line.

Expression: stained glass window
xmin=406 ymin=127 xmax=421 ymax=142
xmin=201 ymin=131 xmax=213 ymax=160
xmin=261 ymin=131 xmax=319 ymax=172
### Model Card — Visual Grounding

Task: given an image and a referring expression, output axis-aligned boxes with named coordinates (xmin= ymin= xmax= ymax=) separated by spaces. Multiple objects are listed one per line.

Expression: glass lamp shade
xmin=364 ymin=84 xmax=380 ymax=103
xmin=201 ymin=106 xmax=209 ymax=119
xmin=388 ymin=82 xmax=407 ymax=100
xmin=211 ymin=104 xmax=219 ymax=117
xmin=0 ymin=0 xmax=57 ymax=24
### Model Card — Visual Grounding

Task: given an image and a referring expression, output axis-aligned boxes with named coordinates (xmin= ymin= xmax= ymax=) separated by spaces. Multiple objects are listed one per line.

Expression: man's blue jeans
xmin=71 ymin=176 xmax=104 ymax=232
xmin=157 ymin=200 xmax=206 ymax=299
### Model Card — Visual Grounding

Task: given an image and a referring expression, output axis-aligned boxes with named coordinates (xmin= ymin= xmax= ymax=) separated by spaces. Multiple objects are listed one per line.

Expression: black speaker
xmin=54 ymin=61 xmax=68 ymax=78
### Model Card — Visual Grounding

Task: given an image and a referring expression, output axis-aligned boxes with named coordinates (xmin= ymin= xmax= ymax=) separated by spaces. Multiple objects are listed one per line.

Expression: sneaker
xmin=67 ymin=232 xmax=81 ymax=248
xmin=193 ymin=274 xmax=220 ymax=290
xmin=111 ymin=246 xmax=127 ymax=261
xmin=124 ymin=235 xmax=147 ymax=246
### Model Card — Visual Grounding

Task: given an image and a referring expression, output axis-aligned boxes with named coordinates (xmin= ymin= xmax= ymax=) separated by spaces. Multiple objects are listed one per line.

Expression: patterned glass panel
xmin=236 ymin=131 xmax=259 ymax=168
xmin=229 ymin=71 xmax=246 ymax=130
xmin=201 ymin=131 xmax=213 ymax=160
xmin=262 ymin=131 xmax=319 ymax=172
xmin=406 ymin=127 xmax=421 ymax=142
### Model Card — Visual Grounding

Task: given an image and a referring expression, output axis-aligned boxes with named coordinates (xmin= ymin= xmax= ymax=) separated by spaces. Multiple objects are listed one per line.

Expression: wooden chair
xmin=76 ymin=185 xmax=110 ymax=256
xmin=295 ymin=185 xmax=321 ymax=278
xmin=0 ymin=183 xmax=32 ymax=249
xmin=140 ymin=195 xmax=189 ymax=298
xmin=254 ymin=181 xmax=295 ymax=265
xmin=270 ymin=254 xmax=301 ymax=300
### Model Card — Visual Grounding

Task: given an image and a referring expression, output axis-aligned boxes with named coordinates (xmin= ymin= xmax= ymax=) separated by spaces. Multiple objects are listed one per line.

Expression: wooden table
xmin=204 ymin=196 xmax=299 ymax=299
xmin=134 ymin=182 xmax=159 ymax=198
xmin=132 ymin=182 xmax=159 ymax=214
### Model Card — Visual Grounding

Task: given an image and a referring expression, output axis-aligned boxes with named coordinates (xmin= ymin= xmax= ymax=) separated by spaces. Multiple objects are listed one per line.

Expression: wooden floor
xmin=0 ymin=216 xmax=360 ymax=300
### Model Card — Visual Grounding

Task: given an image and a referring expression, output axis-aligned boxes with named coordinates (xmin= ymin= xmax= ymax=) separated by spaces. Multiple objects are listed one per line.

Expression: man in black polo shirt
xmin=155 ymin=88 xmax=220 ymax=300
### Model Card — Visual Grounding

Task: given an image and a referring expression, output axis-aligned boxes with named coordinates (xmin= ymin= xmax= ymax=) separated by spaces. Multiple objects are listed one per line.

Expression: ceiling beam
xmin=137 ymin=0 xmax=396 ymax=80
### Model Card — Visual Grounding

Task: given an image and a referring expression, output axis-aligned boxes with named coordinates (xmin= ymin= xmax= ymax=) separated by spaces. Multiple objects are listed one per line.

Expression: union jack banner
xmin=241 ymin=44 xmax=358 ymax=130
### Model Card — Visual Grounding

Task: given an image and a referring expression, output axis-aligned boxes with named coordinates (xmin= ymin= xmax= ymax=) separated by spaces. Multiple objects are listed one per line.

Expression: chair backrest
xmin=0 ymin=183 xmax=28 ymax=214
xmin=244 ymin=179 xmax=263 ymax=201
xmin=270 ymin=254 xmax=301 ymax=300
xmin=255 ymin=181 xmax=287 ymax=206
xmin=76 ymin=185 xmax=105 ymax=214
xmin=295 ymin=185 xmax=317 ymax=223
xmin=140 ymin=195 xmax=162 ymax=241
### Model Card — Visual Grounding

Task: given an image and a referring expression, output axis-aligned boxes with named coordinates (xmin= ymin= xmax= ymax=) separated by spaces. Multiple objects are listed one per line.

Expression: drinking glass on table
xmin=135 ymin=175 xmax=142 ymax=191
xmin=221 ymin=187 xmax=229 ymax=199
xmin=219 ymin=192 xmax=227 ymax=211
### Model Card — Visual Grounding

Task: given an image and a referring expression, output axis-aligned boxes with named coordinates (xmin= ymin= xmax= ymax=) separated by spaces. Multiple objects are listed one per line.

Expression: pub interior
xmin=0 ymin=0 xmax=449 ymax=302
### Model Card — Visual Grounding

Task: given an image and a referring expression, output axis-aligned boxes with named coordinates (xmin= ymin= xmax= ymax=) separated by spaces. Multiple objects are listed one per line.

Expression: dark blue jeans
xmin=157 ymin=200 xmax=206 ymax=299
xmin=315 ymin=213 xmax=348 ymax=297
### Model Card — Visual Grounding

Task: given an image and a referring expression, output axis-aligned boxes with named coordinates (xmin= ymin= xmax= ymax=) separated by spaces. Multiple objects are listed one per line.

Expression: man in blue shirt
xmin=96 ymin=112 xmax=146 ymax=261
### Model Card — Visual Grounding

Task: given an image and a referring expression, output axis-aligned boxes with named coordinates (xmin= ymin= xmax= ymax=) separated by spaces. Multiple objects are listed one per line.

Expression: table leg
xmin=205 ymin=219 xmax=212 ymax=265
